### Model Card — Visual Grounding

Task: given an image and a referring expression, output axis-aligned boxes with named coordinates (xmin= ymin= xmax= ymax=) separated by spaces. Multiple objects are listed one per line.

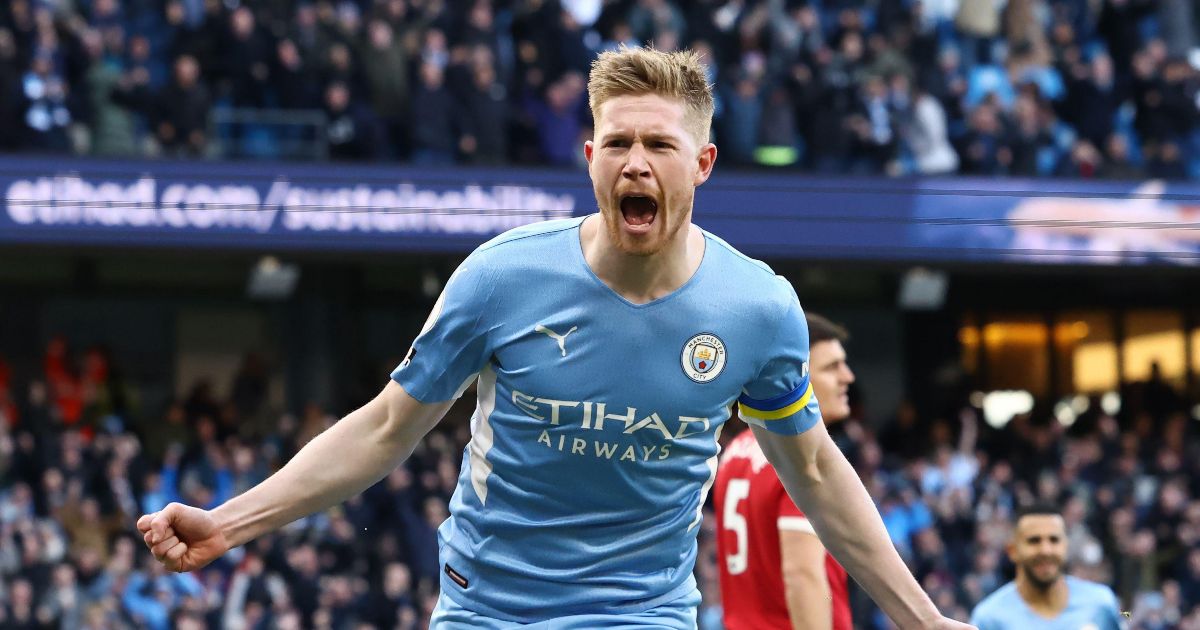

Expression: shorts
xmin=429 ymin=589 xmax=701 ymax=629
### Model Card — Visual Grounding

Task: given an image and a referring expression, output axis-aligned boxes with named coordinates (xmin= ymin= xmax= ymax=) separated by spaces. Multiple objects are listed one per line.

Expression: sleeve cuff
xmin=778 ymin=516 xmax=817 ymax=534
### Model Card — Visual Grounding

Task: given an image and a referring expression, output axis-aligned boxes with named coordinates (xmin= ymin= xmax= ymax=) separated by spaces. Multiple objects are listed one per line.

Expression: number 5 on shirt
xmin=723 ymin=478 xmax=751 ymax=575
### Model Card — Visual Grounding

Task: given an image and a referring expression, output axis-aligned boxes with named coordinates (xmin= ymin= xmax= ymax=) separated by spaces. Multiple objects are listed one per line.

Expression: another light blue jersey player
xmin=971 ymin=505 xmax=1124 ymax=630
xmin=391 ymin=217 xmax=822 ymax=624
xmin=970 ymin=577 xmax=1124 ymax=630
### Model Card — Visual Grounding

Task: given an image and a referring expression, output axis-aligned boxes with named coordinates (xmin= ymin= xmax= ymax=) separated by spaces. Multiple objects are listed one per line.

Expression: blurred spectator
xmin=81 ymin=29 xmax=137 ymax=156
xmin=409 ymin=61 xmax=461 ymax=165
xmin=121 ymin=559 xmax=204 ymax=630
xmin=272 ymin=38 xmax=318 ymax=111
xmin=1102 ymin=134 xmax=1144 ymax=179
xmin=1148 ymin=141 xmax=1190 ymax=179
xmin=958 ymin=101 xmax=1011 ymax=174
xmin=721 ymin=72 xmax=764 ymax=166
xmin=847 ymin=74 xmax=899 ymax=174
xmin=955 ymin=0 xmax=1002 ymax=68
xmin=21 ymin=51 xmax=75 ymax=152
xmin=1056 ymin=139 xmax=1105 ymax=178
xmin=359 ymin=19 xmax=410 ymax=159
xmin=458 ymin=56 xmax=510 ymax=165
xmin=0 ymin=29 xmax=27 ymax=151
xmin=1098 ymin=0 xmax=1157 ymax=77
xmin=1063 ymin=53 xmax=1122 ymax=149
xmin=321 ymin=42 xmax=362 ymax=101
xmin=899 ymin=79 xmax=960 ymax=175
xmin=220 ymin=7 xmax=271 ymax=108
xmin=370 ymin=561 xmax=417 ymax=627
xmin=1007 ymin=92 xmax=1055 ymax=176
xmin=525 ymin=71 xmax=589 ymax=167
xmin=154 ymin=55 xmax=209 ymax=157
xmin=1158 ymin=0 xmax=1197 ymax=57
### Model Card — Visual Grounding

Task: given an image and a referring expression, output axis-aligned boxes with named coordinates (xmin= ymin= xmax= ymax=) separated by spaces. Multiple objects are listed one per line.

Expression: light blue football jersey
xmin=391 ymin=216 xmax=821 ymax=621
xmin=970 ymin=576 xmax=1125 ymax=630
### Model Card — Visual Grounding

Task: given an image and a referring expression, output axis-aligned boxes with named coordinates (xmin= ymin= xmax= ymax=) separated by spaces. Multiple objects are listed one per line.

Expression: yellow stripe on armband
xmin=739 ymin=382 xmax=814 ymax=421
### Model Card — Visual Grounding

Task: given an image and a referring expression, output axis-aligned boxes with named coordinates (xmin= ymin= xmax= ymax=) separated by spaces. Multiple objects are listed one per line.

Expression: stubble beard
xmin=601 ymin=204 xmax=687 ymax=258
xmin=1022 ymin=561 xmax=1064 ymax=592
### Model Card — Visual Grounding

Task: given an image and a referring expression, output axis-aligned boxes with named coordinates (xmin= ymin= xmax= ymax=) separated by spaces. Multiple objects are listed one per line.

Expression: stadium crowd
xmin=0 ymin=0 xmax=1198 ymax=177
xmin=1 ymin=337 xmax=1199 ymax=629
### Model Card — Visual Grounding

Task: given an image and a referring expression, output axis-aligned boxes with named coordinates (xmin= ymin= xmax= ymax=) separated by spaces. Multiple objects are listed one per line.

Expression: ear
xmin=1006 ymin=540 xmax=1017 ymax=564
xmin=584 ymin=140 xmax=594 ymax=166
xmin=693 ymin=143 xmax=717 ymax=186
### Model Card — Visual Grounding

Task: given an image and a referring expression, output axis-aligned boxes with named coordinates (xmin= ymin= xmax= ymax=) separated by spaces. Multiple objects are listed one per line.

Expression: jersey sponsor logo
xmin=534 ymin=324 xmax=578 ymax=357
xmin=512 ymin=388 xmax=719 ymax=462
xmin=681 ymin=333 xmax=727 ymax=383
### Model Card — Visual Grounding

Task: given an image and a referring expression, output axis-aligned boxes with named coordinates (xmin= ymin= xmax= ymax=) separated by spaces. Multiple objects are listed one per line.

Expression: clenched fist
xmin=136 ymin=503 xmax=231 ymax=572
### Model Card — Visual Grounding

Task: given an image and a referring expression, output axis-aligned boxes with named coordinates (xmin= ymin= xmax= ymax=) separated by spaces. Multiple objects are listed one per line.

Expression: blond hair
xmin=587 ymin=46 xmax=714 ymax=145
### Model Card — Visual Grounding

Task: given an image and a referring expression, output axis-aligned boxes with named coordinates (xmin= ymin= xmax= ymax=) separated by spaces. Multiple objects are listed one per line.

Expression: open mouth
xmin=619 ymin=195 xmax=658 ymax=230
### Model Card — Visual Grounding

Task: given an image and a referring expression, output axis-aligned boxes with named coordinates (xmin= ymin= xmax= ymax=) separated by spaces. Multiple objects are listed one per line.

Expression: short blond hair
xmin=587 ymin=46 xmax=714 ymax=145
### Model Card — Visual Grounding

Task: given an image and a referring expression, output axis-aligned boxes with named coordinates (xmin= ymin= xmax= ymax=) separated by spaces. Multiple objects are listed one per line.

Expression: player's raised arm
xmin=137 ymin=381 xmax=454 ymax=572
xmin=753 ymin=422 xmax=972 ymax=629
xmin=738 ymin=283 xmax=972 ymax=629
xmin=139 ymin=254 xmax=495 ymax=573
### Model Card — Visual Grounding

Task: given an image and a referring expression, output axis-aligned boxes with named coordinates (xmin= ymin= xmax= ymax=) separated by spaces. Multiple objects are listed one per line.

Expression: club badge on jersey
xmin=681 ymin=333 xmax=727 ymax=383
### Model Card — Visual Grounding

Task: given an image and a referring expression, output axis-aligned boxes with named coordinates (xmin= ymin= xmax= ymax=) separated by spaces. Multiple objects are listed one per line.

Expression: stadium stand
xmin=0 ymin=0 xmax=1196 ymax=177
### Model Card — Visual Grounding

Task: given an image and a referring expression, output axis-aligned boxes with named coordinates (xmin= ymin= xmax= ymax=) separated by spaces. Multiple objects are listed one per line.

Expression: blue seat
xmin=964 ymin=65 xmax=1015 ymax=109
xmin=1016 ymin=66 xmax=1064 ymax=101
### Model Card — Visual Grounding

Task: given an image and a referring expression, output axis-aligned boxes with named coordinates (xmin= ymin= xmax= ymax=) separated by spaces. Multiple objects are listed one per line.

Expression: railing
xmin=207 ymin=108 xmax=328 ymax=161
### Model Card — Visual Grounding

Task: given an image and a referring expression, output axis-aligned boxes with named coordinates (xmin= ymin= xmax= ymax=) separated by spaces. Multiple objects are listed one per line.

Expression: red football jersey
xmin=714 ymin=430 xmax=852 ymax=630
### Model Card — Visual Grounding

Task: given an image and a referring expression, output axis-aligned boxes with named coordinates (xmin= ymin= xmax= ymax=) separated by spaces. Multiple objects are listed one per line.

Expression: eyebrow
xmin=599 ymin=131 xmax=682 ymax=144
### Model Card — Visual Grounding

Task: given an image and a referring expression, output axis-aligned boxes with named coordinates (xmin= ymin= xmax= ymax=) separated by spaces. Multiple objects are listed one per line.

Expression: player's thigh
xmin=430 ymin=591 xmax=699 ymax=630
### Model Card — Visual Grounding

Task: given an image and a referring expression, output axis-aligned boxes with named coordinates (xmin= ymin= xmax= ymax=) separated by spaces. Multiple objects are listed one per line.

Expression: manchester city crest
xmin=681 ymin=333 xmax=727 ymax=383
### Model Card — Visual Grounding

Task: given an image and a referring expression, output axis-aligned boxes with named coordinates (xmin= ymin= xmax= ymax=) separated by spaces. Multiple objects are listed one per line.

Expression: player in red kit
xmin=715 ymin=313 xmax=856 ymax=630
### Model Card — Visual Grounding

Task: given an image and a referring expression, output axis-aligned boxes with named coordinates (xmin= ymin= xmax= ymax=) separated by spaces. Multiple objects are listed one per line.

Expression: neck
xmin=1016 ymin=573 xmax=1069 ymax=616
xmin=580 ymin=214 xmax=703 ymax=304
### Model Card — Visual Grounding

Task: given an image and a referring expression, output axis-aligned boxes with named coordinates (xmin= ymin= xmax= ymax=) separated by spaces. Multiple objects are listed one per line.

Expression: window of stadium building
xmin=1123 ymin=310 xmax=1187 ymax=389
xmin=1055 ymin=311 xmax=1118 ymax=395
xmin=960 ymin=314 xmax=979 ymax=379
xmin=961 ymin=315 xmax=1051 ymax=397
xmin=963 ymin=310 xmax=1198 ymax=408
xmin=1192 ymin=326 xmax=1200 ymax=402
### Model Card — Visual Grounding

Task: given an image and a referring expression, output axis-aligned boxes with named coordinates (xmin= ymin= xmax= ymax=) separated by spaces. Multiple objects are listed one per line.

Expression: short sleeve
xmin=391 ymin=257 xmax=495 ymax=402
xmin=1102 ymin=588 xmax=1127 ymax=630
xmin=737 ymin=281 xmax=822 ymax=436
xmin=775 ymin=481 xmax=812 ymax=533
xmin=968 ymin=609 xmax=995 ymax=630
